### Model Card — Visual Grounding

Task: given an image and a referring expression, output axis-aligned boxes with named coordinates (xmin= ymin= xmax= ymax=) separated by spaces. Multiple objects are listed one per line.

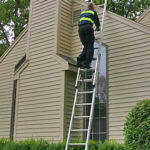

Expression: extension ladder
xmin=65 ymin=0 xmax=108 ymax=150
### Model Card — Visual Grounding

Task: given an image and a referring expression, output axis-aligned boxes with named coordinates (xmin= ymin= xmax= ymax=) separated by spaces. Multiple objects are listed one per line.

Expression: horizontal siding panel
xmin=17 ymin=123 xmax=60 ymax=130
xmin=109 ymin=90 xmax=150 ymax=100
xmin=21 ymin=71 xmax=61 ymax=82
xmin=18 ymin=101 xmax=60 ymax=110
xmin=109 ymin=81 xmax=150 ymax=92
xmin=102 ymin=28 xmax=136 ymax=40
xmin=17 ymin=109 xmax=61 ymax=118
xmin=107 ymin=34 xmax=148 ymax=47
xmin=109 ymin=101 xmax=137 ymax=109
xmin=31 ymin=21 xmax=55 ymax=30
xmin=32 ymin=0 xmax=56 ymax=10
xmin=18 ymin=97 xmax=61 ymax=106
xmin=109 ymin=47 xmax=150 ymax=59
xmin=109 ymin=106 xmax=133 ymax=113
xmin=19 ymin=89 xmax=62 ymax=99
xmin=105 ymin=31 xmax=145 ymax=44
xmin=16 ymin=132 xmax=60 ymax=138
xmin=29 ymin=40 xmax=54 ymax=49
xmin=109 ymin=68 xmax=150 ymax=79
xmin=20 ymin=79 xmax=60 ymax=90
xmin=32 ymin=11 xmax=56 ymax=23
xmin=30 ymin=26 xmax=55 ymax=38
xmin=32 ymin=5 xmax=56 ymax=19
xmin=18 ymin=94 xmax=61 ymax=103
xmin=109 ymin=58 xmax=150 ymax=72
xmin=17 ymin=114 xmax=60 ymax=122
xmin=21 ymin=69 xmax=60 ymax=80
xmin=16 ymin=118 xmax=60 ymax=126
xmin=29 ymin=46 xmax=55 ymax=55
xmin=29 ymin=36 xmax=54 ymax=46
xmin=16 ymin=128 xmax=60 ymax=134
xmin=109 ymin=37 xmax=150 ymax=50
xmin=109 ymin=97 xmax=149 ymax=106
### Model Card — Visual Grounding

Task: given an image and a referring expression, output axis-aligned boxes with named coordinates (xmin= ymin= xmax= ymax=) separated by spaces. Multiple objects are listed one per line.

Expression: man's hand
xmin=94 ymin=27 xmax=100 ymax=31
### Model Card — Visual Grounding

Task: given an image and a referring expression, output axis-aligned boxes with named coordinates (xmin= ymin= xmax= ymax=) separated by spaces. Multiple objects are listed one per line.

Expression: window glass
xmin=83 ymin=42 xmax=108 ymax=142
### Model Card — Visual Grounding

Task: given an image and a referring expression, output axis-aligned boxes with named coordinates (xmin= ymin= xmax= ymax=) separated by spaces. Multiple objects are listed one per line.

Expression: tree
xmin=0 ymin=0 xmax=29 ymax=56
xmin=94 ymin=0 xmax=150 ymax=20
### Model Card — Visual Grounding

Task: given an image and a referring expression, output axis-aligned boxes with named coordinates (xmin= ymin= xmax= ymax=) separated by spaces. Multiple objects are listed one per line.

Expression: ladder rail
xmin=98 ymin=0 xmax=108 ymax=56
xmin=65 ymin=89 xmax=79 ymax=150
xmin=85 ymin=87 xmax=96 ymax=150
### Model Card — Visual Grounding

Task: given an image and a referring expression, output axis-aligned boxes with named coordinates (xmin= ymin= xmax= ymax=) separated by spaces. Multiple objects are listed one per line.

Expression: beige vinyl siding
xmin=101 ymin=14 xmax=150 ymax=142
xmin=71 ymin=2 xmax=82 ymax=60
xmin=14 ymin=0 xmax=66 ymax=142
xmin=58 ymin=0 xmax=72 ymax=57
xmin=0 ymin=30 xmax=27 ymax=138
xmin=64 ymin=71 xmax=76 ymax=139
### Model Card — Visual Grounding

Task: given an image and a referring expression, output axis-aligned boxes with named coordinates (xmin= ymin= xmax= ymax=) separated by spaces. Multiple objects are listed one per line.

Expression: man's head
xmin=88 ymin=2 xmax=94 ymax=10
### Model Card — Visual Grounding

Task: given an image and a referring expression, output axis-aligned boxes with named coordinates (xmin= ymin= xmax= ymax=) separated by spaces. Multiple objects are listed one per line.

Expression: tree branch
xmin=126 ymin=0 xmax=133 ymax=18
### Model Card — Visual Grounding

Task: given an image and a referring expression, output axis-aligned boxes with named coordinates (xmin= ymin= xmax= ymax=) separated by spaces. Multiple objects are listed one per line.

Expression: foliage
xmin=99 ymin=140 xmax=126 ymax=150
xmin=0 ymin=139 xmax=128 ymax=150
xmin=124 ymin=99 xmax=150 ymax=150
xmin=94 ymin=0 xmax=150 ymax=20
xmin=0 ymin=0 xmax=29 ymax=56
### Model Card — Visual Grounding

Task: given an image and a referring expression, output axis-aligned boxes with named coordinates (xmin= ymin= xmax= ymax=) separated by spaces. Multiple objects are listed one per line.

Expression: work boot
xmin=81 ymin=61 xmax=90 ymax=69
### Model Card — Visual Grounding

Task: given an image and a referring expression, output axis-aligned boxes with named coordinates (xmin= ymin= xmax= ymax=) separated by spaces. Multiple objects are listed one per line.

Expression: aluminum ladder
xmin=65 ymin=0 xmax=108 ymax=150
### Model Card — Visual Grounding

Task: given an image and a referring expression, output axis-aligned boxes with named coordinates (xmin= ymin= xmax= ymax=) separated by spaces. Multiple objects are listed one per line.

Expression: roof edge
xmin=0 ymin=26 xmax=28 ymax=63
xmin=136 ymin=7 xmax=150 ymax=23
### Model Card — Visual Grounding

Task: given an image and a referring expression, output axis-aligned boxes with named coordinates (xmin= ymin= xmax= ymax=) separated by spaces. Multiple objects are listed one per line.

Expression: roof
xmin=58 ymin=54 xmax=77 ymax=66
xmin=136 ymin=7 xmax=150 ymax=23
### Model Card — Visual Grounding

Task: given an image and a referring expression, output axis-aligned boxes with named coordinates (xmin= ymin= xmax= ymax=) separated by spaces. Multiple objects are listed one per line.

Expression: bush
xmin=99 ymin=140 xmax=126 ymax=150
xmin=0 ymin=139 xmax=127 ymax=150
xmin=124 ymin=99 xmax=150 ymax=150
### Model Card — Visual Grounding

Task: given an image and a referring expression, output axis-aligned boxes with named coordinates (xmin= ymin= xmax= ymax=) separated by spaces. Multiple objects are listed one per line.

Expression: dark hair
xmin=88 ymin=2 xmax=94 ymax=10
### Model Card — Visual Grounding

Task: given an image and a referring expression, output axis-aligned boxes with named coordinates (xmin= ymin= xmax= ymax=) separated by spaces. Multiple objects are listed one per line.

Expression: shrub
xmin=99 ymin=140 xmax=126 ymax=150
xmin=124 ymin=99 xmax=150 ymax=150
xmin=0 ymin=139 xmax=128 ymax=150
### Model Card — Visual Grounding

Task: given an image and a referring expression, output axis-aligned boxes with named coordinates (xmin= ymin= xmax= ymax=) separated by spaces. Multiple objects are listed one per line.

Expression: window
xmin=10 ymin=80 xmax=17 ymax=139
xmin=72 ymin=9 xmax=81 ymax=25
xmin=83 ymin=42 xmax=108 ymax=142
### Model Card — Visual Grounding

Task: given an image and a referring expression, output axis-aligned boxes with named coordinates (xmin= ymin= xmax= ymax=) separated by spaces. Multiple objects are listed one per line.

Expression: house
xmin=0 ymin=0 xmax=150 ymax=143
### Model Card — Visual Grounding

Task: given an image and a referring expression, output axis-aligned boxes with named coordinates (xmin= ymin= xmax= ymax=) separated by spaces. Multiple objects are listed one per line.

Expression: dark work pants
xmin=78 ymin=24 xmax=95 ymax=66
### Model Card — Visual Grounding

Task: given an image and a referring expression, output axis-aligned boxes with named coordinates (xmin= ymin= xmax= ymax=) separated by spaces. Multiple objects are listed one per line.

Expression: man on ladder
xmin=77 ymin=2 xmax=100 ymax=69
xmin=65 ymin=0 xmax=108 ymax=149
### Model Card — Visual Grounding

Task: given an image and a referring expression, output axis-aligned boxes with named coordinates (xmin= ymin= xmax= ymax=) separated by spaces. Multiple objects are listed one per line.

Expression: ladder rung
xmin=71 ymin=129 xmax=88 ymax=132
xmin=69 ymin=143 xmax=86 ymax=146
xmin=74 ymin=116 xmax=89 ymax=119
xmin=78 ymin=79 xmax=93 ymax=82
xmin=76 ymin=103 xmax=92 ymax=106
xmin=94 ymin=47 xmax=99 ymax=49
xmin=78 ymin=91 xmax=93 ymax=94
xmin=92 ymin=58 xmax=97 ymax=60
xmin=80 ymin=68 xmax=95 ymax=72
